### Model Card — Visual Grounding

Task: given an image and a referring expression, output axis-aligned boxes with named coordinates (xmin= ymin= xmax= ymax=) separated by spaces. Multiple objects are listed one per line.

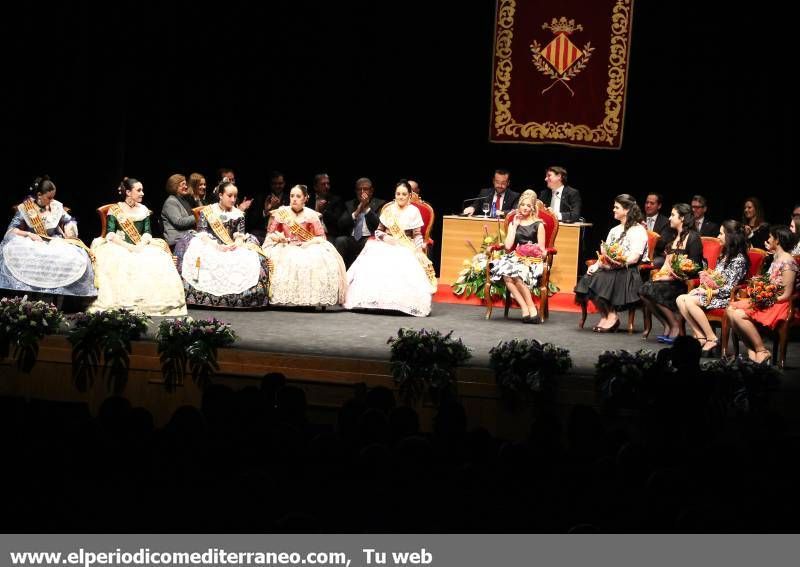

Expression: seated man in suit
xmin=310 ymin=173 xmax=344 ymax=244
xmin=335 ymin=177 xmax=386 ymax=267
xmin=462 ymin=168 xmax=520 ymax=217
xmin=539 ymin=166 xmax=582 ymax=223
xmin=643 ymin=192 xmax=674 ymax=267
xmin=691 ymin=194 xmax=720 ymax=237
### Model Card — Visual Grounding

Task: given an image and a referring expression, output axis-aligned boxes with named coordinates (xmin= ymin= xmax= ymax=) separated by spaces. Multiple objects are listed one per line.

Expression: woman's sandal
xmin=701 ymin=337 xmax=719 ymax=357
xmin=754 ymin=349 xmax=772 ymax=364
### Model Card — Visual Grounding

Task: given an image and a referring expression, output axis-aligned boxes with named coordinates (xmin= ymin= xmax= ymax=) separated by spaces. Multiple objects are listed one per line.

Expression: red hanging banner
xmin=490 ymin=0 xmax=634 ymax=149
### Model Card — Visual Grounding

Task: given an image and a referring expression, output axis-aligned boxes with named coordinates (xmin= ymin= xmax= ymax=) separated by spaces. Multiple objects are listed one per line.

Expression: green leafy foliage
xmin=0 ymin=296 xmax=64 ymax=373
xmin=489 ymin=338 xmax=572 ymax=405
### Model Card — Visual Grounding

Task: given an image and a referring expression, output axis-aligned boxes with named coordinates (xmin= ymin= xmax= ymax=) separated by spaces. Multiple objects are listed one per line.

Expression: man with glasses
xmin=690 ymin=195 xmax=720 ymax=237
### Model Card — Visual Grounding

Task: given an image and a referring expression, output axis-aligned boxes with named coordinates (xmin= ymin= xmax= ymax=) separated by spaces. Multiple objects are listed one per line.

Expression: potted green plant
xmin=387 ymin=328 xmax=472 ymax=405
xmin=156 ymin=316 xmax=237 ymax=391
xmin=702 ymin=357 xmax=781 ymax=414
xmin=489 ymin=338 xmax=572 ymax=410
xmin=67 ymin=309 xmax=150 ymax=392
xmin=0 ymin=295 xmax=64 ymax=373
xmin=594 ymin=349 xmax=660 ymax=412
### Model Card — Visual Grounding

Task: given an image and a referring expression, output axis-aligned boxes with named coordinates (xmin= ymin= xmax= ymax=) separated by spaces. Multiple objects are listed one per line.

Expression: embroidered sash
xmin=109 ymin=204 xmax=142 ymax=244
xmin=384 ymin=207 xmax=437 ymax=290
xmin=275 ymin=208 xmax=316 ymax=242
xmin=203 ymin=206 xmax=268 ymax=259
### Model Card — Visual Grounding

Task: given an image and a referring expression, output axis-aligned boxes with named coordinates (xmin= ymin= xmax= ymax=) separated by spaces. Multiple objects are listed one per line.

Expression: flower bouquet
xmin=156 ymin=316 xmax=238 ymax=390
xmin=0 ymin=296 xmax=64 ymax=373
xmin=702 ymin=356 xmax=781 ymax=413
xmin=451 ymin=223 xmax=507 ymax=300
xmin=597 ymin=240 xmax=627 ymax=267
xmin=670 ymin=254 xmax=700 ymax=279
xmin=595 ymin=349 xmax=659 ymax=410
xmin=516 ymin=242 xmax=544 ymax=262
xmin=746 ymin=274 xmax=783 ymax=310
xmin=696 ymin=268 xmax=726 ymax=303
xmin=67 ymin=309 xmax=150 ymax=392
xmin=387 ymin=328 xmax=471 ymax=405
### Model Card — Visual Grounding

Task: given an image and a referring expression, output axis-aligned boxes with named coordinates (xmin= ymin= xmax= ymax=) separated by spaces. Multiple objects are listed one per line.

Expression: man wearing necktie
xmin=643 ymin=192 xmax=673 ymax=267
xmin=461 ymin=169 xmax=520 ymax=217
xmin=335 ymin=177 xmax=386 ymax=267
xmin=690 ymin=194 xmax=720 ymax=237
xmin=539 ymin=166 xmax=582 ymax=223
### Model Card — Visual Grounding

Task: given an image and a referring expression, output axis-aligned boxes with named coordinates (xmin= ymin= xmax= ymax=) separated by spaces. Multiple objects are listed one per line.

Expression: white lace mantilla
xmin=3 ymin=237 xmax=88 ymax=287
xmin=181 ymin=236 xmax=261 ymax=296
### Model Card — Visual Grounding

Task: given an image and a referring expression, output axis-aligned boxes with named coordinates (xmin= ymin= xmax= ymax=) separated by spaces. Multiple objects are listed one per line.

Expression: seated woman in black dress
xmin=639 ymin=203 xmax=704 ymax=344
xmin=575 ymin=194 xmax=648 ymax=332
xmin=489 ymin=189 xmax=546 ymax=323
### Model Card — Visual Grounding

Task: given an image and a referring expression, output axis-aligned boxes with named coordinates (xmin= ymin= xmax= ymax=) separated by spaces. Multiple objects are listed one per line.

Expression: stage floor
xmin=156 ymin=302 xmax=800 ymax=377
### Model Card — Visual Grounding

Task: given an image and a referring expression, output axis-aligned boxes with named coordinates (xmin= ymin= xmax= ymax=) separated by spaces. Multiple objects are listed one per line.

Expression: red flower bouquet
xmin=747 ymin=274 xmax=783 ymax=310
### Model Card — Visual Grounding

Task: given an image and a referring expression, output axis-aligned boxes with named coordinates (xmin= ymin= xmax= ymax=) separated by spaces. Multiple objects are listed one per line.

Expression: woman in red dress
xmin=726 ymin=225 xmax=798 ymax=363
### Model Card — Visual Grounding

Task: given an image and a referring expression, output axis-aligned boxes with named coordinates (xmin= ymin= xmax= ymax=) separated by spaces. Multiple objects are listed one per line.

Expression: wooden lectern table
xmin=439 ymin=215 xmax=592 ymax=292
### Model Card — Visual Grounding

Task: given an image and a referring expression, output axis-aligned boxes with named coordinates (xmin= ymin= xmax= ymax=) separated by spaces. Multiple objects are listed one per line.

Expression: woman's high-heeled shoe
xmin=701 ymin=337 xmax=719 ymax=357
xmin=596 ymin=319 xmax=620 ymax=333
xmin=753 ymin=349 xmax=772 ymax=364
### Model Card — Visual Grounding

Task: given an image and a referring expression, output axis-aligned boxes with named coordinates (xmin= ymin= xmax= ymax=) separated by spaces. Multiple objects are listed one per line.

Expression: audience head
xmin=544 ymin=166 xmax=567 ymax=190
xmin=644 ymin=193 xmax=663 ymax=217
xmin=118 ymin=177 xmax=143 ymax=204
xmin=270 ymin=171 xmax=286 ymax=195
xmin=792 ymin=204 xmax=800 ymax=225
xmin=691 ymin=195 xmax=708 ymax=219
xmin=742 ymin=197 xmax=765 ymax=227
xmin=670 ymin=203 xmax=695 ymax=234
xmin=289 ymin=184 xmax=309 ymax=211
xmin=165 ymin=174 xmax=189 ymax=196
xmin=408 ymin=179 xmax=420 ymax=196
xmin=313 ymin=173 xmax=330 ymax=196
xmin=189 ymin=173 xmax=207 ymax=200
xmin=29 ymin=175 xmax=57 ymax=203
xmin=492 ymin=168 xmax=511 ymax=195
xmin=613 ymin=194 xmax=643 ymax=229
xmin=767 ymin=224 xmax=794 ymax=253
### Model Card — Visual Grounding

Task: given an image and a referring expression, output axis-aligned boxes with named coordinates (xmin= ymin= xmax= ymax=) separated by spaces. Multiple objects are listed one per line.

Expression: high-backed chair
xmin=411 ymin=199 xmax=435 ymax=255
xmin=484 ymin=203 xmax=558 ymax=321
xmin=731 ymin=252 xmax=796 ymax=364
xmin=579 ymin=229 xmax=660 ymax=334
xmin=97 ymin=204 xmax=114 ymax=238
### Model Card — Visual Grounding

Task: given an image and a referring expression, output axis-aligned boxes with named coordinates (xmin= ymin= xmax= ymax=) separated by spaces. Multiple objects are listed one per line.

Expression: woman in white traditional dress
xmin=89 ymin=178 xmax=186 ymax=316
xmin=176 ymin=180 xmax=269 ymax=308
xmin=0 ymin=176 xmax=96 ymax=298
xmin=262 ymin=184 xmax=347 ymax=306
xmin=344 ymin=180 xmax=437 ymax=316
xmin=489 ymin=189 xmax=546 ymax=323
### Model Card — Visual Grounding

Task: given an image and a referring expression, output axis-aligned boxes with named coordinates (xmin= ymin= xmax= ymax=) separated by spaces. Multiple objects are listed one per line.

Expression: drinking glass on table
xmin=482 ymin=202 xmax=490 ymax=217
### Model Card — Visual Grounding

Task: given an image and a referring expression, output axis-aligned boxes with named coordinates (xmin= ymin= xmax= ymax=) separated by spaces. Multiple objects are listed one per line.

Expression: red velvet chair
xmin=411 ymin=199 xmax=435 ymax=255
xmin=484 ymin=202 xmax=558 ymax=321
xmin=96 ymin=204 xmax=114 ymax=237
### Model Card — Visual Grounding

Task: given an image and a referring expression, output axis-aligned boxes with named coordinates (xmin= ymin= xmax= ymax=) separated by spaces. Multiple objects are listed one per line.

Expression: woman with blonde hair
xmin=489 ymin=189 xmax=546 ymax=323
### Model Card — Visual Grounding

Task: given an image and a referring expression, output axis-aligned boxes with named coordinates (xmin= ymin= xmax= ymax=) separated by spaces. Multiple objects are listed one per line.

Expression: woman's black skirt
xmin=639 ymin=279 xmax=687 ymax=313
xmin=574 ymin=265 xmax=642 ymax=311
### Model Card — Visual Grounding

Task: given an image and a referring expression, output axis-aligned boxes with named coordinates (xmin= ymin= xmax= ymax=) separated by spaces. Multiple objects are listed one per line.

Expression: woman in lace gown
xmin=176 ymin=180 xmax=269 ymax=308
xmin=0 ymin=176 xmax=96 ymax=298
xmin=676 ymin=220 xmax=749 ymax=354
xmin=639 ymin=203 xmax=704 ymax=343
xmin=263 ymin=184 xmax=347 ymax=306
xmin=727 ymin=225 xmax=799 ymax=364
xmin=489 ymin=189 xmax=546 ymax=323
xmin=344 ymin=180 xmax=437 ymax=316
xmin=574 ymin=194 xmax=647 ymax=332
xmin=89 ymin=178 xmax=186 ymax=316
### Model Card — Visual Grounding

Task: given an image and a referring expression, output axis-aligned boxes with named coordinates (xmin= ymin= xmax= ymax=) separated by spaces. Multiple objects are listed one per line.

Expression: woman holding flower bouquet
xmin=344 ymin=180 xmax=436 ymax=316
xmin=639 ymin=203 xmax=704 ymax=343
xmin=0 ymin=176 xmax=96 ymax=300
xmin=675 ymin=220 xmax=749 ymax=354
xmin=89 ymin=178 xmax=187 ymax=316
xmin=727 ymin=225 xmax=798 ymax=363
xmin=574 ymin=194 xmax=648 ymax=332
xmin=176 ymin=180 xmax=269 ymax=308
xmin=489 ymin=189 xmax=546 ymax=323
xmin=262 ymin=184 xmax=347 ymax=307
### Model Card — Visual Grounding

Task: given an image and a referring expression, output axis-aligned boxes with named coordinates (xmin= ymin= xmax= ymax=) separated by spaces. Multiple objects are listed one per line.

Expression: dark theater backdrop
xmin=6 ymin=1 xmax=795 ymax=271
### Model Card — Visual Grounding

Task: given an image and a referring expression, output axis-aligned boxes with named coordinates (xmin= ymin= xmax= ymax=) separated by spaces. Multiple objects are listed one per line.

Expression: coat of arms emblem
xmin=530 ymin=17 xmax=594 ymax=96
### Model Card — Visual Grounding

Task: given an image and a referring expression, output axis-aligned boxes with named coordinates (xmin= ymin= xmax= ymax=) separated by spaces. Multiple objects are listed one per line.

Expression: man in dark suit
xmin=462 ymin=168 xmax=519 ymax=217
xmin=335 ymin=177 xmax=386 ymax=267
xmin=246 ymin=170 xmax=290 ymax=241
xmin=643 ymin=192 xmax=673 ymax=266
xmin=539 ymin=166 xmax=582 ymax=223
xmin=691 ymin=194 xmax=720 ymax=237
xmin=310 ymin=173 xmax=343 ymax=244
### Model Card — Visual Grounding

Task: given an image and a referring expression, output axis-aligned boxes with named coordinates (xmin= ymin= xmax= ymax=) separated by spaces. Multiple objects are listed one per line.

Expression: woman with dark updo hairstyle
xmin=0 ymin=176 xmax=96 ymax=299
xmin=88 ymin=177 xmax=187 ymax=315
xmin=177 ymin=179 xmax=269 ymax=308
